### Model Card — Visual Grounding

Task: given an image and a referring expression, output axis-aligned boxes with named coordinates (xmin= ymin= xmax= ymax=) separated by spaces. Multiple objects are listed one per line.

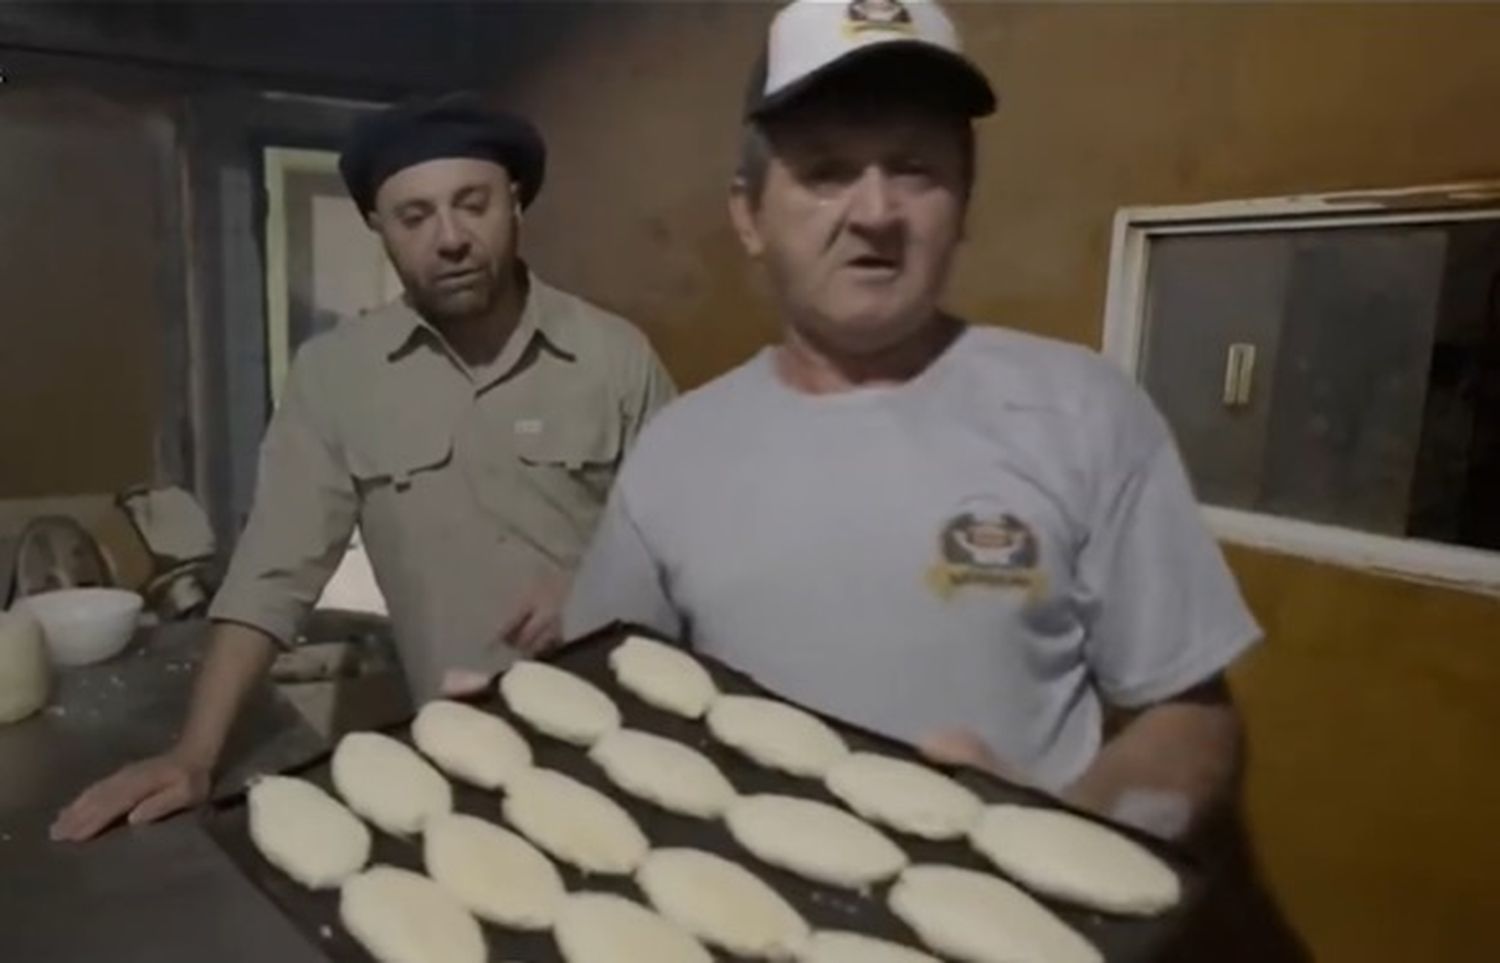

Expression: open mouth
xmin=846 ymin=254 xmax=901 ymax=273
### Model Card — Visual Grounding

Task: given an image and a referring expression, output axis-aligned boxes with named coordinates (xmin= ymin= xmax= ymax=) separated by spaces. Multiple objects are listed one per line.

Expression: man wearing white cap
xmin=570 ymin=3 xmax=1308 ymax=955
xmin=571 ymin=0 xmax=1256 ymax=835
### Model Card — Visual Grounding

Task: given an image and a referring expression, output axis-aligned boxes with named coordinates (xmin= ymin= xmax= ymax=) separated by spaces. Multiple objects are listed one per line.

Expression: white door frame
xmin=1100 ymin=180 xmax=1500 ymax=596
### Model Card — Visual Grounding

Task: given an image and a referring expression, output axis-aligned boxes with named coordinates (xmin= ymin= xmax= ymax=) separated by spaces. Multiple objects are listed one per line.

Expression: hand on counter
xmin=49 ymin=748 xmax=211 ymax=842
xmin=497 ymin=570 xmax=571 ymax=656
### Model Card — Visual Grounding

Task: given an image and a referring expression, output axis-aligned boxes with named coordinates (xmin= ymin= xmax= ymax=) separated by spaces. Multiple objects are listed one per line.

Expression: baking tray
xmin=204 ymin=621 xmax=1202 ymax=962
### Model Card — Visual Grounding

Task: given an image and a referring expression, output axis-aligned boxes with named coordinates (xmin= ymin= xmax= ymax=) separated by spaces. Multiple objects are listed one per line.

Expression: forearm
xmin=1063 ymin=698 xmax=1242 ymax=839
xmin=172 ymin=622 xmax=278 ymax=770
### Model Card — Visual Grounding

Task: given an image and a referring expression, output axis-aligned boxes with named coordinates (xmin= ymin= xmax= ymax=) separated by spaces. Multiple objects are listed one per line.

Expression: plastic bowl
xmin=20 ymin=588 xmax=143 ymax=667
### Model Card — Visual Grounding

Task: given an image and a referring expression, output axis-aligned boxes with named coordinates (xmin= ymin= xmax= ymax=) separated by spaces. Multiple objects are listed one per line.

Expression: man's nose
xmin=434 ymin=211 xmax=470 ymax=258
xmin=845 ymin=166 xmax=899 ymax=230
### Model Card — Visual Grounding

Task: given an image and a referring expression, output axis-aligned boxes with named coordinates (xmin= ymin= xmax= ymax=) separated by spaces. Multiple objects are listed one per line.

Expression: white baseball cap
xmin=746 ymin=0 xmax=997 ymax=119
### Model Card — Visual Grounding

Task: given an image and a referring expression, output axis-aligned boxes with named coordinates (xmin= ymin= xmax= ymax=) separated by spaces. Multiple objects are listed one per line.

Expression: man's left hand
xmin=497 ymin=570 xmax=571 ymax=656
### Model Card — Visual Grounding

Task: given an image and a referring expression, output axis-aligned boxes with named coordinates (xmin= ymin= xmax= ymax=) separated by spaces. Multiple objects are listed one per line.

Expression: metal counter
xmin=0 ymin=622 xmax=331 ymax=963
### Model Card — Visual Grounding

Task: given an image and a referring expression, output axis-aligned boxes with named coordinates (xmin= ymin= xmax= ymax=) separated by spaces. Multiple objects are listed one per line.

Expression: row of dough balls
xmin=249 ymin=743 xmax=934 ymax=962
xmin=523 ymin=638 xmax=1178 ymax=918
xmin=248 ymin=637 xmax=1174 ymax=963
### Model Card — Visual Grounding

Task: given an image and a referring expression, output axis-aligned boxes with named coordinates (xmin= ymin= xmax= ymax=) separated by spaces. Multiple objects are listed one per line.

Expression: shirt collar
xmin=382 ymin=268 xmax=578 ymax=365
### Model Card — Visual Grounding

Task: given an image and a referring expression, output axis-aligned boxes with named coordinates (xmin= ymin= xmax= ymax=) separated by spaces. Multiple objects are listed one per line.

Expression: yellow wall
xmin=506 ymin=4 xmax=1500 ymax=961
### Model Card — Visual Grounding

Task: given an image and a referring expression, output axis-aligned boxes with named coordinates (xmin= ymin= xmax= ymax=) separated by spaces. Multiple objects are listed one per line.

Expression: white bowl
xmin=20 ymin=588 xmax=143 ymax=667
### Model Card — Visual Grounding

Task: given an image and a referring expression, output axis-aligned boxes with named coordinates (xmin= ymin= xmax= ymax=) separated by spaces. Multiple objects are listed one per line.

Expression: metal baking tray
xmin=203 ymin=621 xmax=1201 ymax=962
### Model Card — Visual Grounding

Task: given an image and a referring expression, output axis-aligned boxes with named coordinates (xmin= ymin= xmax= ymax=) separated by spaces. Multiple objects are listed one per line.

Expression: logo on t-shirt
xmin=926 ymin=498 xmax=1046 ymax=600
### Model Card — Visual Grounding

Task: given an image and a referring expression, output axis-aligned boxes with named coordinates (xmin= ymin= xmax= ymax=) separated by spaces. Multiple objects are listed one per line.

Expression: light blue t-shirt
xmin=564 ymin=326 xmax=1259 ymax=790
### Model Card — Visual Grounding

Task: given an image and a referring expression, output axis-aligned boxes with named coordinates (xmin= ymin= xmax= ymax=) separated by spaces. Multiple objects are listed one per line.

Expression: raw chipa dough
xmin=608 ymin=635 xmax=718 ymax=718
xmin=340 ymin=866 xmax=486 ymax=963
xmin=799 ymin=930 xmax=942 ymax=963
xmin=499 ymin=661 xmax=621 ymax=746
xmin=824 ymin=752 xmax=982 ymax=841
xmin=332 ymin=732 xmax=452 ymax=836
xmin=706 ymin=695 xmax=849 ymax=778
xmin=502 ymin=767 xmax=648 ymax=875
xmin=589 ymin=728 xmax=737 ymax=819
xmin=247 ymin=775 xmax=370 ymax=890
xmin=637 ymin=848 xmax=810 ymax=959
xmin=725 ymin=794 xmax=907 ymax=889
xmin=424 ymin=813 xmax=565 ymax=931
xmin=968 ymin=805 xmax=1182 ymax=916
xmin=554 ymin=892 xmax=712 ymax=963
xmin=411 ymin=699 xmax=532 ymax=790
xmin=888 ymin=864 xmax=1102 ymax=963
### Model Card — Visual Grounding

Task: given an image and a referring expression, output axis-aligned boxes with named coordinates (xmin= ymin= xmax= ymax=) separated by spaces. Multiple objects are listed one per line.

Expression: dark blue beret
xmin=339 ymin=92 xmax=547 ymax=215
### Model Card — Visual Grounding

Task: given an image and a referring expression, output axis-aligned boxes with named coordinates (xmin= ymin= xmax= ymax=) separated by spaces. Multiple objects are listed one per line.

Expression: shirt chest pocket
xmin=513 ymin=414 xmax=624 ymax=503
xmin=347 ymin=433 xmax=456 ymax=523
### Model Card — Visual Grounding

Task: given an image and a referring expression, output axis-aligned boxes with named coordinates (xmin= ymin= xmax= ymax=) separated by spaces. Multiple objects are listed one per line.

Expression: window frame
xmin=1101 ymin=180 xmax=1500 ymax=595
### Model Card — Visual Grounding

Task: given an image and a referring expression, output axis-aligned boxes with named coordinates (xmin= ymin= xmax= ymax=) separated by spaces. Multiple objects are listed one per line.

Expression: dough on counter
xmin=248 ymin=775 xmax=370 ymax=890
xmin=968 ymin=805 xmax=1181 ymax=916
xmin=725 ymin=794 xmax=906 ymax=889
xmin=608 ymin=635 xmax=718 ymax=718
xmin=824 ymin=752 xmax=982 ymax=841
xmin=424 ymin=813 xmax=564 ymax=930
xmin=637 ymin=848 xmax=809 ymax=959
xmin=589 ymin=728 xmax=737 ymax=819
xmin=411 ymin=699 xmax=532 ymax=790
xmin=340 ymin=865 xmax=486 ymax=963
xmin=332 ymin=732 xmax=451 ymax=836
xmin=0 ymin=608 xmax=49 ymax=724
xmin=499 ymin=661 xmax=621 ymax=746
xmin=888 ymin=865 xmax=1102 ymax=963
xmin=706 ymin=695 xmax=849 ymax=778
xmin=502 ymin=767 xmax=648 ymax=875
xmin=554 ymin=892 xmax=712 ymax=963
xmin=800 ymin=930 xmax=941 ymax=963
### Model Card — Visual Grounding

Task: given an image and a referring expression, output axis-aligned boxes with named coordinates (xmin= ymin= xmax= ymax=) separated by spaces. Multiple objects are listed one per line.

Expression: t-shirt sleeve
xmin=1077 ymin=402 xmax=1261 ymax=708
xmin=563 ymin=481 xmax=683 ymax=642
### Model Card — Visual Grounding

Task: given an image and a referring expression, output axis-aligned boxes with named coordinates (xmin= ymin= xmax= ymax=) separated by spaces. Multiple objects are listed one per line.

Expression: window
xmin=1103 ymin=183 xmax=1500 ymax=591
xmin=262 ymin=146 xmax=403 ymax=405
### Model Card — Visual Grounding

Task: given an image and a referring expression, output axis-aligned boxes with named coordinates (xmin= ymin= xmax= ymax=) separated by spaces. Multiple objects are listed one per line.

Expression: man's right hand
xmin=49 ymin=750 xmax=211 ymax=842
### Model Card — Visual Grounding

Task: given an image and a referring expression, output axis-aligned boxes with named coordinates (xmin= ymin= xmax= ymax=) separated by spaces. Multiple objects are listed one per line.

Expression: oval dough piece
xmin=969 ymin=805 xmax=1181 ymax=915
xmin=707 ymin=696 xmax=848 ymax=778
xmin=589 ymin=729 xmax=737 ymax=819
xmin=608 ymin=635 xmax=718 ymax=718
xmin=824 ymin=752 xmax=982 ymax=841
xmin=554 ymin=892 xmax=711 ymax=963
xmin=726 ymin=794 xmax=906 ymax=889
xmin=638 ymin=848 xmax=809 ymax=959
xmin=500 ymin=661 xmax=621 ymax=746
xmin=411 ymin=700 xmax=532 ymax=790
xmin=502 ymin=767 xmax=648 ymax=874
xmin=424 ymin=813 xmax=564 ymax=930
xmin=248 ymin=775 xmax=370 ymax=890
xmin=889 ymin=865 xmax=1102 ymax=963
xmin=340 ymin=866 xmax=485 ymax=963
xmin=800 ymin=930 xmax=941 ymax=963
xmin=332 ymin=732 xmax=452 ymax=836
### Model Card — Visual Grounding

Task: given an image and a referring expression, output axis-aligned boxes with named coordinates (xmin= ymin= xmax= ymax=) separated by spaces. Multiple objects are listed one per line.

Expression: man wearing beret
xmin=52 ymin=93 xmax=675 ymax=841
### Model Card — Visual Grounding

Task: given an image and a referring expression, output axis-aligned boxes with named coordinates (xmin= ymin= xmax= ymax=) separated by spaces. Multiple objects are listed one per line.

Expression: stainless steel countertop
xmin=0 ymin=621 xmax=332 ymax=963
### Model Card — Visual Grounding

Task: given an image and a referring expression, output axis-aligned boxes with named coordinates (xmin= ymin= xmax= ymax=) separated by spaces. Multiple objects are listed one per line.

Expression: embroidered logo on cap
xmin=845 ymin=0 xmax=915 ymax=35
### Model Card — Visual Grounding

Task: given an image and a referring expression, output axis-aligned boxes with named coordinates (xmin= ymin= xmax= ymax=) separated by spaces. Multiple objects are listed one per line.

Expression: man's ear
xmin=365 ymin=210 xmax=382 ymax=232
xmin=728 ymin=179 xmax=764 ymax=258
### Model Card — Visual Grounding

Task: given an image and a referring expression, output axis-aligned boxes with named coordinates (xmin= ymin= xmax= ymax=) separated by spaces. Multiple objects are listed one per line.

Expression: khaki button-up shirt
xmin=210 ymin=275 xmax=675 ymax=698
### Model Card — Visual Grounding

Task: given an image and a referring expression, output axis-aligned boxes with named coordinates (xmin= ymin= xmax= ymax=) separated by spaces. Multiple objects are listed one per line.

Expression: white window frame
xmin=1101 ymin=180 xmax=1500 ymax=596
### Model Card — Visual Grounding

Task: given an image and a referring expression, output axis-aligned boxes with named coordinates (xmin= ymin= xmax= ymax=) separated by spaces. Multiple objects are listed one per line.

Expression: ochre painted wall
xmin=507 ymin=5 xmax=1500 ymax=961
